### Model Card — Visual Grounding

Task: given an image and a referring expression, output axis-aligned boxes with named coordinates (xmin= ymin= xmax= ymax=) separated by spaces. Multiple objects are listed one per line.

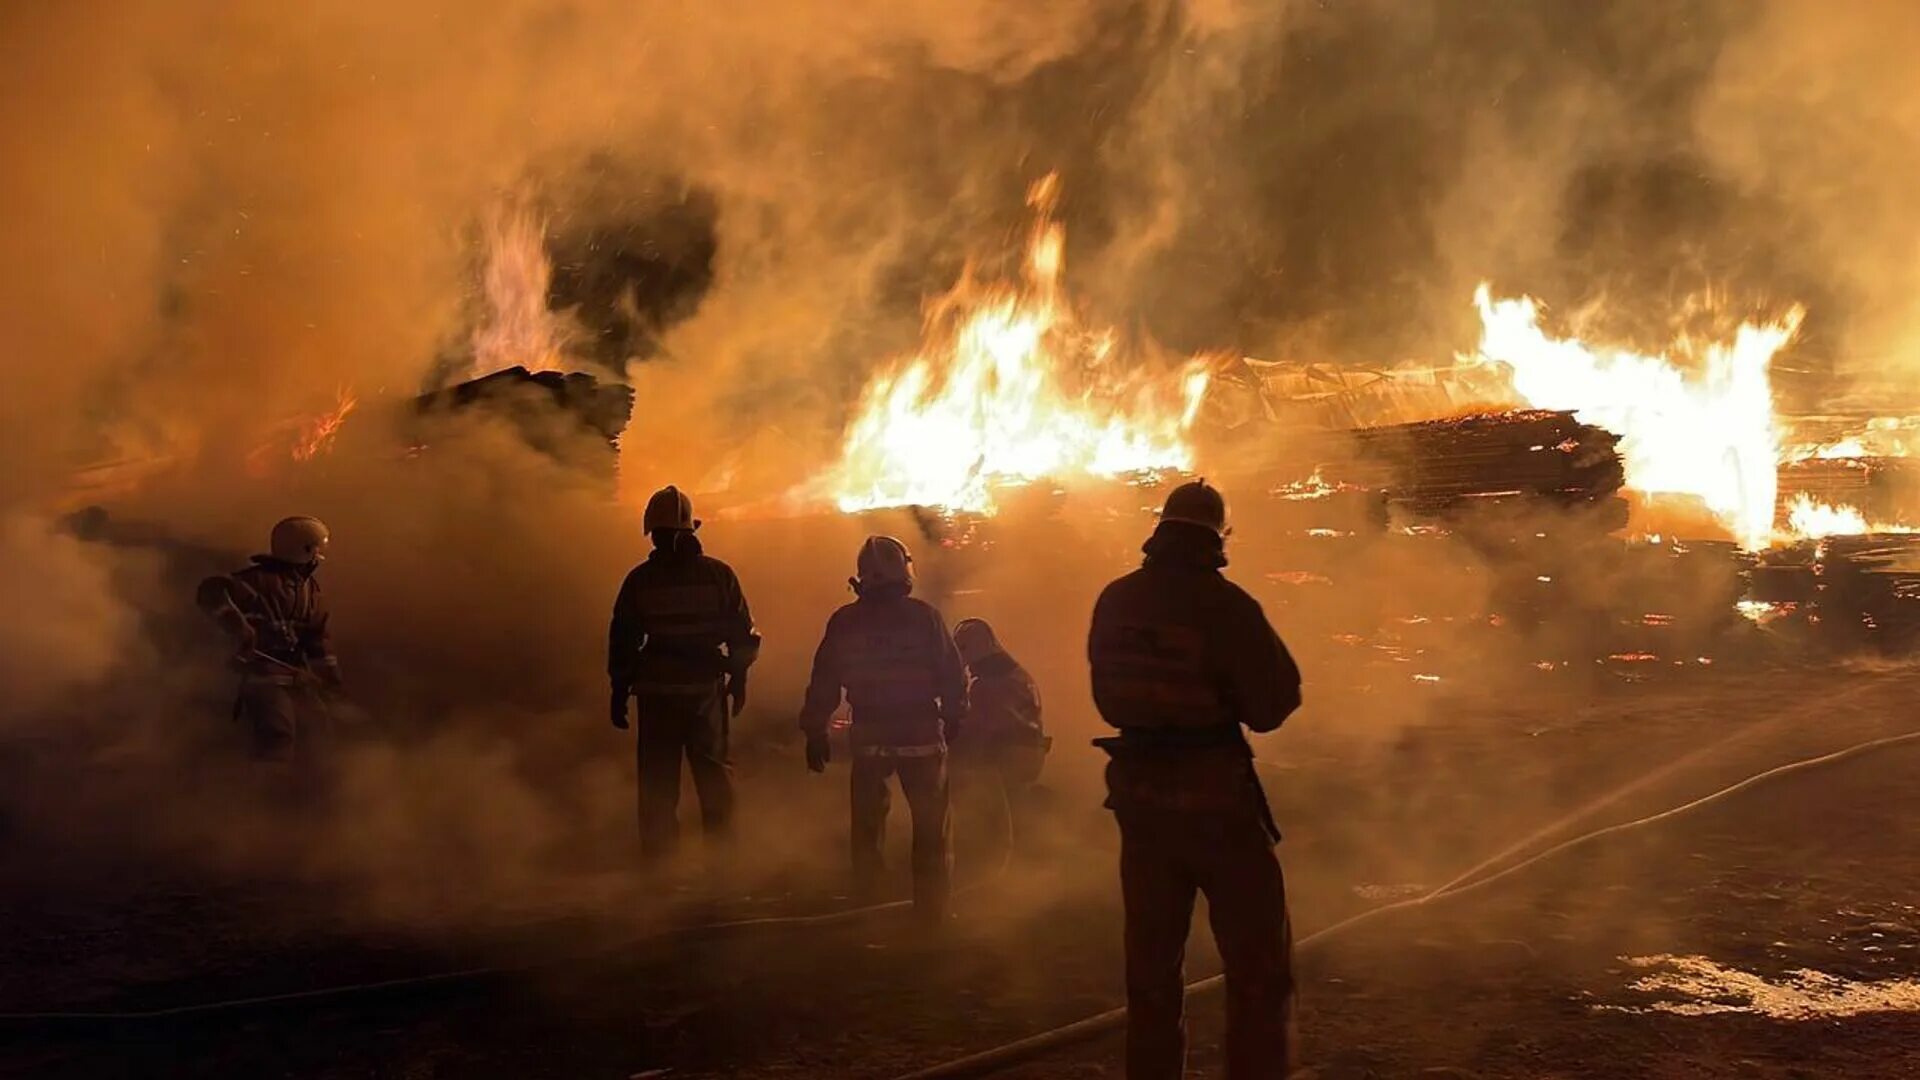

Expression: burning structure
xmin=11 ymin=3 xmax=1920 ymax=1078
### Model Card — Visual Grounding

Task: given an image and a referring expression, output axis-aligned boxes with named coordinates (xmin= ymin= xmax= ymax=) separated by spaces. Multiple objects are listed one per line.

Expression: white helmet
xmin=855 ymin=535 xmax=914 ymax=591
xmin=270 ymin=516 xmax=330 ymax=565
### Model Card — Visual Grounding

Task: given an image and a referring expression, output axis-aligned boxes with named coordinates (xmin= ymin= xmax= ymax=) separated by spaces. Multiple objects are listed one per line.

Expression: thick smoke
xmin=5 ymin=0 xmax=1920 ymax=935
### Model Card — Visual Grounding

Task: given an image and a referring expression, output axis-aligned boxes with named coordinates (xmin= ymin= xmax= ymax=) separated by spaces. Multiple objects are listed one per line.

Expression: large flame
xmin=825 ymin=176 xmax=1213 ymax=514
xmin=1471 ymin=285 xmax=1804 ymax=550
xmin=471 ymin=200 xmax=566 ymax=378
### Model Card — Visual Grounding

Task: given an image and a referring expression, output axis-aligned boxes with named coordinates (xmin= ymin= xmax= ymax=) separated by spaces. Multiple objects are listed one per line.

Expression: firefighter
xmin=195 ymin=516 xmax=343 ymax=763
xmin=799 ymin=535 xmax=967 ymax=922
xmin=608 ymin=486 xmax=760 ymax=865
xmin=1088 ymin=480 xmax=1304 ymax=1080
xmin=950 ymin=618 xmax=1048 ymax=872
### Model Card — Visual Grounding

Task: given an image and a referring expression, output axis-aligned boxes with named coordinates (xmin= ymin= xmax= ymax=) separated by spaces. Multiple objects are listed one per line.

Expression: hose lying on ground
xmin=0 ymin=771 xmax=1022 ymax=1027
xmin=886 ymin=726 xmax=1920 ymax=1080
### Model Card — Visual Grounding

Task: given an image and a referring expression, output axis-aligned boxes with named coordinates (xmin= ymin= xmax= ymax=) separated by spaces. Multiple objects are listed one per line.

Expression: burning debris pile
xmin=412 ymin=365 xmax=634 ymax=466
xmin=821 ymin=175 xmax=1212 ymax=517
xmin=1341 ymin=409 xmax=1626 ymax=524
xmin=1777 ymin=456 xmax=1920 ymax=538
xmin=1750 ymin=534 xmax=1920 ymax=649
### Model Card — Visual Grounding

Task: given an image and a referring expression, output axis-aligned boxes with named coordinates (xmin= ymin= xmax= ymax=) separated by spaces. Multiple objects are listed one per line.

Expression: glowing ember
xmin=824 ymin=176 xmax=1213 ymax=514
xmin=291 ymin=387 xmax=357 ymax=462
xmin=1470 ymin=285 xmax=1804 ymax=550
xmin=1783 ymin=494 xmax=1917 ymax=539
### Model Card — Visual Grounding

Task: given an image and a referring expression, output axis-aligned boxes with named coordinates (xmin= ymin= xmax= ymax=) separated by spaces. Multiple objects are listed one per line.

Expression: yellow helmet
xmin=270 ymin=516 xmax=331 ymax=565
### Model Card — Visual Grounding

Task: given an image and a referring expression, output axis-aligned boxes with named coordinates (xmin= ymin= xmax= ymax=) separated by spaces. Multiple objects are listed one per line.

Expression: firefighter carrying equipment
xmin=953 ymin=619 xmax=1049 ymax=787
xmin=197 ymin=551 xmax=342 ymax=761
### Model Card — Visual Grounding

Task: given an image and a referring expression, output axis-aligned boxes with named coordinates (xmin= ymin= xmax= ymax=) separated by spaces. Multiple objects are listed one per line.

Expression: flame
xmin=1805 ymin=437 xmax=1870 ymax=460
xmin=472 ymin=200 xmax=565 ymax=377
xmin=1471 ymin=285 xmax=1804 ymax=550
xmin=291 ymin=386 xmax=358 ymax=462
xmin=824 ymin=176 xmax=1213 ymax=514
xmin=1782 ymin=494 xmax=1917 ymax=539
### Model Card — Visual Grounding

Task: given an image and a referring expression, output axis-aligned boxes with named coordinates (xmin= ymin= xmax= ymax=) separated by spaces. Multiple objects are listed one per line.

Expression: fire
xmin=824 ymin=176 xmax=1213 ymax=514
xmin=471 ymin=199 xmax=565 ymax=378
xmin=1782 ymin=494 xmax=1916 ymax=539
xmin=291 ymin=386 xmax=358 ymax=462
xmin=1470 ymin=285 xmax=1804 ymax=550
xmin=1787 ymin=416 xmax=1920 ymax=461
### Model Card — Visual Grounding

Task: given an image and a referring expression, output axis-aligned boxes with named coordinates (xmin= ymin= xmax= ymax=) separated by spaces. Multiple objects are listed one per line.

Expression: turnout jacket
xmin=196 ymin=556 xmax=341 ymax=684
xmin=608 ymin=536 xmax=760 ymax=695
xmin=800 ymin=585 xmax=968 ymax=749
xmin=1089 ymin=522 xmax=1301 ymax=737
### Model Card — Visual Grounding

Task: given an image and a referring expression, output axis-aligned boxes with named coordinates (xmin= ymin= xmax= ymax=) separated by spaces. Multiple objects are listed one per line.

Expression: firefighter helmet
xmin=855 ymin=535 xmax=914 ymax=590
xmin=269 ymin=516 xmax=331 ymax=565
xmin=953 ymin=617 xmax=1001 ymax=667
xmin=643 ymin=485 xmax=698 ymax=533
xmin=1158 ymin=479 xmax=1228 ymax=536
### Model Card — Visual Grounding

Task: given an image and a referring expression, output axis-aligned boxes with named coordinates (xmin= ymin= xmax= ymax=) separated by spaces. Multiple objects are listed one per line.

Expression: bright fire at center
xmin=823 ymin=176 xmax=1213 ymax=515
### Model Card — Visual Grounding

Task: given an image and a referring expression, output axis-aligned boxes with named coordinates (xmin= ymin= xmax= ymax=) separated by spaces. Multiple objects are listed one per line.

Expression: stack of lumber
xmin=1337 ymin=409 xmax=1626 ymax=519
xmin=1776 ymin=455 xmax=1920 ymax=528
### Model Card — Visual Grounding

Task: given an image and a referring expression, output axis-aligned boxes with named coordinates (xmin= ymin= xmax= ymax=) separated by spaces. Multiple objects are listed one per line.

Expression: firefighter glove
xmin=610 ymin=686 xmax=631 ymax=730
xmin=805 ymin=731 xmax=831 ymax=773
xmin=727 ymin=670 xmax=748 ymax=714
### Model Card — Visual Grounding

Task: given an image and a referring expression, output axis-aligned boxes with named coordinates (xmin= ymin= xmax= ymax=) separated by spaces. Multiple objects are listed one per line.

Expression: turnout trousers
xmin=1114 ymin=805 xmax=1296 ymax=1080
xmin=235 ymin=676 xmax=331 ymax=764
xmin=850 ymin=748 xmax=952 ymax=917
xmin=635 ymin=687 xmax=734 ymax=861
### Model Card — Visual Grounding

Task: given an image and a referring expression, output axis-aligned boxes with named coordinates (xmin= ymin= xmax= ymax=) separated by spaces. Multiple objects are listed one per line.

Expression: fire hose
xmin=5 ymin=727 xmax=1916 ymax=1041
xmin=0 ymin=769 xmax=1019 ymax=1028
xmin=885 ymin=724 xmax=1920 ymax=1080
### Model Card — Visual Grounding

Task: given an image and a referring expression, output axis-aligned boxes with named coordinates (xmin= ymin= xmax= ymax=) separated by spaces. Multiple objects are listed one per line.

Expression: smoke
xmin=5 ymin=0 xmax=1920 ymax=987
xmin=0 ymin=514 xmax=146 ymax=720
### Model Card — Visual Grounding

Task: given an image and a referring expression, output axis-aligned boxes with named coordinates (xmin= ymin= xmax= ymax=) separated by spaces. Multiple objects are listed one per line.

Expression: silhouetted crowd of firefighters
xmin=196 ymin=479 xmax=1304 ymax=1079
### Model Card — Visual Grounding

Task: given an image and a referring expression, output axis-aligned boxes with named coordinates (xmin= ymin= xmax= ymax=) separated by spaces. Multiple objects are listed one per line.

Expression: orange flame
xmin=291 ymin=387 xmax=358 ymax=462
xmin=1469 ymin=285 xmax=1804 ymax=550
xmin=823 ymin=176 xmax=1213 ymax=514
xmin=1782 ymin=494 xmax=1916 ymax=539
xmin=472 ymin=199 xmax=565 ymax=377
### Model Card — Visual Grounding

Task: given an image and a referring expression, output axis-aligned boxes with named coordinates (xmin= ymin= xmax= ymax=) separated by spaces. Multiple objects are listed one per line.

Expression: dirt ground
xmin=5 ymin=663 xmax=1920 ymax=1079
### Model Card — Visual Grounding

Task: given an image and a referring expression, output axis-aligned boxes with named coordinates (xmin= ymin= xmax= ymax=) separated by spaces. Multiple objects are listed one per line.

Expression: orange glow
xmin=823 ymin=176 xmax=1213 ymax=514
xmin=1781 ymin=494 xmax=1917 ymax=539
xmin=1470 ymin=285 xmax=1804 ymax=551
xmin=472 ymin=200 xmax=565 ymax=377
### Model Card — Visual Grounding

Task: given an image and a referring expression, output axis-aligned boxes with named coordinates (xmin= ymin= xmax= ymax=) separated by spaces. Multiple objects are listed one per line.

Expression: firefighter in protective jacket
xmin=609 ymin=486 xmax=760 ymax=863
xmin=195 ymin=516 xmax=343 ymax=762
xmin=1088 ymin=480 xmax=1303 ymax=1080
xmin=951 ymin=618 xmax=1047 ymax=868
xmin=799 ymin=535 xmax=967 ymax=920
